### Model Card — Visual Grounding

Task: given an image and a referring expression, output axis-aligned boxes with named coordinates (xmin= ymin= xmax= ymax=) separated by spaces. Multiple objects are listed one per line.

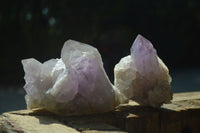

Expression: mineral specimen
xmin=22 ymin=35 xmax=172 ymax=116
xmin=22 ymin=40 xmax=117 ymax=115
xmin=114 ymin=35 xmax=173 ymax=107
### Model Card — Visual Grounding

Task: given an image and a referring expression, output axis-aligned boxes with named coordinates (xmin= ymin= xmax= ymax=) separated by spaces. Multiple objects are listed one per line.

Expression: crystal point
xmin=114 ymin=34 xmax=172 ymax=107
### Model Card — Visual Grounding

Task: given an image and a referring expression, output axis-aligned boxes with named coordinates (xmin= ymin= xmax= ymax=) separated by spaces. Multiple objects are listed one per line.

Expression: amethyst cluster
xmin=22 ymin=40 xmax=116 ymax=115
xmin=114 ymin=35 xmax=172 ymax=107
xmin=22 ymin=35 xmax=172 ymax=115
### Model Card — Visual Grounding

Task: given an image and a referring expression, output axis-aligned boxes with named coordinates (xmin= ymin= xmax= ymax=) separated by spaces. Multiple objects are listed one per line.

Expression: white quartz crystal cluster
xmin=22 ymin=40 xmax=116 ymax=115
xmin=22 ymin=34 xmax=173 ymax=115
xmin=114 ymin=35 xmax=172 ymax=107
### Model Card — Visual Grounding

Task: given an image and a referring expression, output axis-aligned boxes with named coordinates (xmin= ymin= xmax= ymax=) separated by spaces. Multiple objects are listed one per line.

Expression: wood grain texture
xmin=0 ymin=91 xmax=200 ymax=133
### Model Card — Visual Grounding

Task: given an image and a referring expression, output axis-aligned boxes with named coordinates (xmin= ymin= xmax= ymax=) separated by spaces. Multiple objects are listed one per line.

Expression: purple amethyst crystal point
xmin=22 ymin=40 xmax=116 ymax=115
xmin=131 ymin=35 xmax=160 ymax=79
xmin=114 ymin=34 xmax=172 ymax=107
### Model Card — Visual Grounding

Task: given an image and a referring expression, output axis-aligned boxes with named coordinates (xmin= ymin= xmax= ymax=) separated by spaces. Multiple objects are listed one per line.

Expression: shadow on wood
xmin=0 ymin=91 xmax=200 ymax=133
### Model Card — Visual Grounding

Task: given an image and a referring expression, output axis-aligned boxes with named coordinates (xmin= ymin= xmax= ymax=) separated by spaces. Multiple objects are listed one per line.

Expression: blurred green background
xmin=0 ymin=0 xmax=200 ymax=113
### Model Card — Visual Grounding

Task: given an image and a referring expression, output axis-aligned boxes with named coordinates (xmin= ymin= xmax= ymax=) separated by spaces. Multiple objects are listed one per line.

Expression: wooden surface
xmin=0 ymin=91 xmax=200 ymax=133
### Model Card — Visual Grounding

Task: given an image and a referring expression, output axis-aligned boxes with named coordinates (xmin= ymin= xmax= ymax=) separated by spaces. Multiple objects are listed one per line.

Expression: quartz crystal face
xmin=114 ymin=35 xmax=173 ymax=107
xmin=22 ymin=40 xmax=117 ymax=115
xmin=22 ymin=35 xmax=173 ymax=116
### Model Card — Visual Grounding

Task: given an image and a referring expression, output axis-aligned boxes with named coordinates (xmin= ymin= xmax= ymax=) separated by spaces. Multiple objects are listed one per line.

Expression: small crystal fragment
xmin=114 ymin=34 xmax=173 ymax=107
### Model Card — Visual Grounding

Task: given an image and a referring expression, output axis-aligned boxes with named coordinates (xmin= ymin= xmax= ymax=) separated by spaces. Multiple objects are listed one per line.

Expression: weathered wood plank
xmin=172 ymin=91 xmax=200 ymax=102
xmin=160 ymin=91 xmax=200 ymax=133
xmin=0 ymin=91 xmax=200 ymax=133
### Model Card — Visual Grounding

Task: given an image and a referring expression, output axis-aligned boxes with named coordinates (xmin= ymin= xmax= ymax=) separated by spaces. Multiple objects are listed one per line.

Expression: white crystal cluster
xmin=114 ymin=35 xmax=172 ymax=107
xmin=22 ymin=40 xmax=116 ymax=115
xmin=22 ymin=34 xmax=173 ymax=115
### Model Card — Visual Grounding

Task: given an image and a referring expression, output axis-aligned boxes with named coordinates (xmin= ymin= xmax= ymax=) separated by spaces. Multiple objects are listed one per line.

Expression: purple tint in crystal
xmin=22 ymin=40 xmax=117 ymax=115
xmin=131 ymin=34 xmax=160 ymax=79
xmin=114 ymin=34 xmax=172 ymax=107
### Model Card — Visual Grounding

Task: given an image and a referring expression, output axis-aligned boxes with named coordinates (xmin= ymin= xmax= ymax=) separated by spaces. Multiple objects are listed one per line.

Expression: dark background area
xmin=0 ymin=0 xmax=200 ymax=113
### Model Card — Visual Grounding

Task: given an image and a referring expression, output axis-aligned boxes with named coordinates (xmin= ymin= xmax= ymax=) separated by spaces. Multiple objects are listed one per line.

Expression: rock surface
xmin=114 ymin=34 xmax=173 ymax=107
xmin=22 ymin=40 xmax=117 ymax=115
